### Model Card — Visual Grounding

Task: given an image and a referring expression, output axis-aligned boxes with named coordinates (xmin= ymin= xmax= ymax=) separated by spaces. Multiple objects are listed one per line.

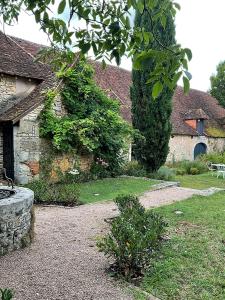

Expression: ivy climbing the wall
xmin=40 ymin=60 xmax=133 ymax=175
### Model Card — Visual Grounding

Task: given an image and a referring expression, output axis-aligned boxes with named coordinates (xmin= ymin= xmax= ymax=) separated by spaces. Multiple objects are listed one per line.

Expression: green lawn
xmin=79 ymin=177 xmax=156 ymax=203
xmin=176 ymin=172 xmax=225 ymax=190
xmin=135 ymin=191 xmax=225 ymax=300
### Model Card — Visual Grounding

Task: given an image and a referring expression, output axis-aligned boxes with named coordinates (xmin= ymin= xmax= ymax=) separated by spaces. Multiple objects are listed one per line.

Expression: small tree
xmin=97 ymin=195 xmax=167 ymax=280
xmin=210 ymin=61 xmax=225 ymax=108
xmin=130 ymin=3 xmax=176 ymax=172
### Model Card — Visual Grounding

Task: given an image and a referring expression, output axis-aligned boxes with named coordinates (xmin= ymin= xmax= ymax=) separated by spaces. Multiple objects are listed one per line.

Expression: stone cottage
xmin=1 ymin=31 xmax=225 ymax=184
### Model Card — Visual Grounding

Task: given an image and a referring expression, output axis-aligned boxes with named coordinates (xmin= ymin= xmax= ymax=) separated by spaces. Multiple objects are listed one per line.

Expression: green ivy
xmin=40 ymin=60 xmax=133 ymax=173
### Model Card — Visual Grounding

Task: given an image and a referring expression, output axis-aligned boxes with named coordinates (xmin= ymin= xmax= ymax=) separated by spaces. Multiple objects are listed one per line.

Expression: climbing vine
xmin=40 ymin=60 xmax=133 ymax=173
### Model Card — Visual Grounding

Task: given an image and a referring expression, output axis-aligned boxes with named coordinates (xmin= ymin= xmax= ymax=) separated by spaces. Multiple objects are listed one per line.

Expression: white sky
xmin=2 ymin=0 xmax=225 ymax=92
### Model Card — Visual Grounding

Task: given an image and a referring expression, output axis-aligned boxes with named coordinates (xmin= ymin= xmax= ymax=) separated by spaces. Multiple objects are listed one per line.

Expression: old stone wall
xmin=14 ymin=105 xmax=43 ymax=184
xmin=0 ymin=187 xmax=34 ymax=256
xmin=13 ymin=93 xmax=93 ymax=184
xmin=0 ymin=127 xmax=3 ymax=176
xmin=0 ymin=74 xmax=36 ymax=113
xmin=0 ymin=74 xmax=16 ymax=111
xmin=167 ymin=135 xmax=225 ymax=162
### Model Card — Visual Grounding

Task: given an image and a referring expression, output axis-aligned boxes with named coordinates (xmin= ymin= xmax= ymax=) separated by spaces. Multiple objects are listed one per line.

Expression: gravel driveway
xmin=0 ymin=186 xmax=218 ymax=300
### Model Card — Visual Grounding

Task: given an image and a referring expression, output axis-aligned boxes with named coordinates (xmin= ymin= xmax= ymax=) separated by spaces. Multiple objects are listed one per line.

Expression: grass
xmin=176 ymin=172 xmax=225 ymax=190
xmin=79 ymin=177 xmax=156 ymax=203
xmin=135 ymin=191 xmax=225 ymax=300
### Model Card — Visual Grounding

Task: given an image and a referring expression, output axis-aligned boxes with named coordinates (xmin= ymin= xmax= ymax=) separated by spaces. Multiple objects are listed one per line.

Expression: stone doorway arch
xmin=194 ymin=143 xmax=207 ymax=159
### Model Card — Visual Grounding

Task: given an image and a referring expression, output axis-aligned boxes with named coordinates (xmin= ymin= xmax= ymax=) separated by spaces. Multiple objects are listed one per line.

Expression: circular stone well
xmin=0 ymin=186 xmax=34 ymax=256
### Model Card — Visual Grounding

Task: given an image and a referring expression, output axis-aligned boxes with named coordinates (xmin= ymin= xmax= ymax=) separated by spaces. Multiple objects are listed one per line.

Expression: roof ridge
xmin=8 ymin=35 xmax=47 ymax=66
xmin=7 ymin=34 xmax=36 ymax=60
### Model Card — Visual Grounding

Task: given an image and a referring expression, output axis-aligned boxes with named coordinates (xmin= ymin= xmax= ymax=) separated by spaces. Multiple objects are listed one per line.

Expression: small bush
xmin=199 ymin=152 xmax=225 ymax=164
xmin=170 ymin=160 xmax=208 ymax=175
xmin=90 ymin=161 xmax=112 ymax=179
xmin=0 ymin=289 xmax=14 ymax=300
xmin=97 ymin=195 xmax=167 ymax=280
xmin=176 ymin=168 xmax=186 ymax=176
xmin=61 ymin=170 xmax=94 ymax=183
xmin=121 ymin=161 xmax=147 ymax=177
xmin=148 ymin=166 xmax=175 ymax=181
xmin=189 ymin=167 xmax=200 ymax=175
xmin=26 ymin=180 xmax=80 ymax=206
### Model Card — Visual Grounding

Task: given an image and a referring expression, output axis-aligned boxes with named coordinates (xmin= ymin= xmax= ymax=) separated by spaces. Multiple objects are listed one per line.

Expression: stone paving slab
xmin=0 ymin=186 xmax=222 ymax=300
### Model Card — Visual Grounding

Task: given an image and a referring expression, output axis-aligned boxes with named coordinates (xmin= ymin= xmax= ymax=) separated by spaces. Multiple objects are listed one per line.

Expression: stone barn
xmin=1 ymin=31 xmax=225 ymax=184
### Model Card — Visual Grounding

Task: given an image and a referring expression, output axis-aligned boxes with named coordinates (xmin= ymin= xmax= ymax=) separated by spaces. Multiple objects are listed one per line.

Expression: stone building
xmin=1 ymin=31 xmax=225 ymax=184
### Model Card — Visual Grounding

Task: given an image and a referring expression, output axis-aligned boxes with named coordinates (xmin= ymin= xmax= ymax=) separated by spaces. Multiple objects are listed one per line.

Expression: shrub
xmin=176 ymin=168 xmax=186 ymax=176
xmin=199 ymin=152 xmax=225 ymax=164
xmin=148 ymin=166 xmax=175 ymax=181
xmin=90 ymin=161 xmax=112 ymax=179
xmin=189 ymin=167 xmax=199 ymax=175
xmin=0 ymin=289 xmax=14 ymax=300
xmin=26 ymin=180 xmax=80 ymax=206
xmin=121 ymin=161 xmax=147 ymax=177
xmin=97 ymin=195 xmax=167 ymax=280
xmin=179 ymin=160 xmax=207 ymax=175
xmin=61 ymin=170 xmax=94 ymax=183
xmin=169 ymin=160 xmax=208 ymax=175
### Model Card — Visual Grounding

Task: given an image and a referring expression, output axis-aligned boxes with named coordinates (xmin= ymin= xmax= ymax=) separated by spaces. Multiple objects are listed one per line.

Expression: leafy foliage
xmin=0 ymin=0 xmax=191 ymax=93
xmin=131 ymin=4 xmax=175 ymax=172
xmin=168 ymin=160 xmax=208 ymax=175
xmin=40 ymin=60 xmax=132 ymax=174
xmin=26 ymin=179 xmax=80 ymax=206
xmin=97 ymin=194 xmax=167 ymax=279
xmin=199 ymin=151 xmax=225 ymax=164
xmin=0 ymin=289 xmax=13 ymax=300
xmin=121 ymin=160 xmax=147 ymax=177
xmin=210 ymin=61 xmax=225 ymax=108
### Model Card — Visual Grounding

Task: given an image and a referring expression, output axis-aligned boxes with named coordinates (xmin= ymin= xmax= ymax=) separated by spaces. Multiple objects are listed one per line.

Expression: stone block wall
xmin=167 ymin=135 xmax=225 ymax=162
xmin=0 ymin=187 xmax=34 ymax=255
xmin=13 ymin=93 xmax=93 ymax=184
xmin=0 ymin=127 xmax=3 ymax=177
xmin=14 ymin=105 xmax=43 ymax=184
xmin=0 ymin=74 xmax=16 ymax=111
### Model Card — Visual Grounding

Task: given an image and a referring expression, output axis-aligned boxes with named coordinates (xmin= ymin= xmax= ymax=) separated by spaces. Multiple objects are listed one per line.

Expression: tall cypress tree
xmin=130 ymin=4 xmax=176 ymax=172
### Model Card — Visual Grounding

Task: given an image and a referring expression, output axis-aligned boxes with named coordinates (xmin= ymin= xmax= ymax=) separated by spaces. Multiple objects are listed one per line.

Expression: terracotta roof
xmin=1 ymin=34 xmax=225 ymax=137
xmin=172 ymin=87 xmax=225 ymax=136
xmin=183 ymin=108 xmax=209 ymax=120
xmin=0 ymin=31 xmax=51 ymax=80
xmin=92 ymin=62 xmax=132 ymax=122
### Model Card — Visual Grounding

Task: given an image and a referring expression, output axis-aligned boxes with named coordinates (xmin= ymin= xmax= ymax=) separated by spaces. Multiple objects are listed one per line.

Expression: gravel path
xmin=0 ymin=186 xmax=218 ymax=300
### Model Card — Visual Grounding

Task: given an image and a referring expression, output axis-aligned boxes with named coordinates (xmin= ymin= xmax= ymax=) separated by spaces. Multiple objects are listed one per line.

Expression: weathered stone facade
xmin=0 ymin=127 xmax=3 ymax=174
xmin=14 ymin=105 xmax=43 ymax=184
xmin=13 ymin=88 xmax=93 ymax=184
xmin=167 ymin=135 xmax=225 ymax=162
xmin=0 ymin=187 xmax=34 ymax=255
xmin=0 ymin=74 xmax=16 ymax=110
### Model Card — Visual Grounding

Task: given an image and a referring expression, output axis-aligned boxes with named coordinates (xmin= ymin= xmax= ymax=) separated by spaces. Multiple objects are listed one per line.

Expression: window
xmin=196 ymin=119 xmax=204 ymax=135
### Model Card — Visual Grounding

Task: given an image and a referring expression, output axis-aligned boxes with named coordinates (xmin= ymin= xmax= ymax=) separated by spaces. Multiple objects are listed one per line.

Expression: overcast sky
xmin=2 ymin=0 xmax=225 ymax=92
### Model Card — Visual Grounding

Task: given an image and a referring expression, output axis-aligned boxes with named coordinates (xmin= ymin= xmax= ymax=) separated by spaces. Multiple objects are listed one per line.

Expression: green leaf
xmin=183 ymin=76 xmax=190 ymax=94
xmin=152 ymin=81 xmax=163 ymax=99
xmin=102 ymin=59 xmax=106 ymax=69
xmin=161 ymin=15 xmax=167 ymax=29
xmin=174 ymin=2 xmax=181 ymax=10
xmin=184 ymin=70 xmax=192 ymax=80
xmin=184 ymin=48 xmax=192 ymax=61
xmin=181 ymin=58 xmax=188 ymax=70
xmin=91 ymin=24 xmax=101 ymax=29
xmin=58 ymin=0 xmax=66 ymax=14
xmin=81 ymin=43 xmax=91 ymax=54
xmin=137 ymin=0 xmax=144 ymax=13
xmin=35 ymin=11 xmax=40 ymax=23
xmin=172 ymin=71 xmax=182 ymax=85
